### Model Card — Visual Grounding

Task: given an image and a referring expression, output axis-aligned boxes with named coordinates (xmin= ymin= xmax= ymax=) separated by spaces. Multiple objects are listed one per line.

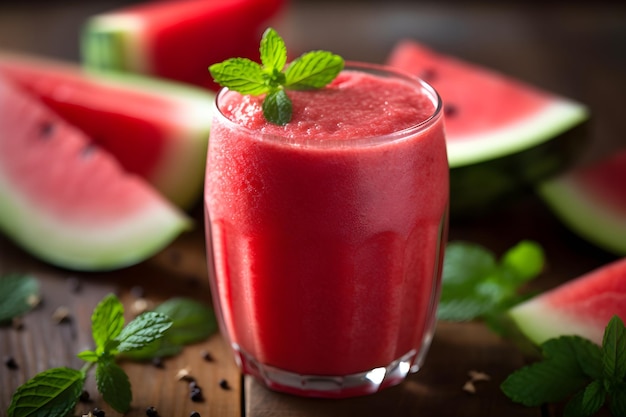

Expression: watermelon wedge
xmin=0 ymin=51 xmax=214 ymax=210
xmin=386 ymin=40 xmax=589 ymax=215
xmin=538 ymin=149 xmax=626 ymax=256
xmin=508 ymin=258 xmax=626 ymax=345
xmin=0 ymin=75 xmax=191 ymax=271
xmin=81 ymin=0 xmax=287 ymax=90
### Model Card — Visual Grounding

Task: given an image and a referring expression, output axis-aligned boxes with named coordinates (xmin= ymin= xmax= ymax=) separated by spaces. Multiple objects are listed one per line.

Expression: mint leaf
xmin=602 ymin=315 xmax=626 ymax=381
xmin=209 ymin=58 xmax=267 ymax=95
xmin=437 ymin=240 xmax=544 ymax=332
xmin=608 ymin=385 xmax=626 ymax=417
xmin=501 ymin=336 xmax=595 ymax=406
xmin=563 ymin=380 xmax=607 ymax=417
xmin=209 ymin=27 xmax=344 ymax=125
xmin=260 ymin=27 xmax=287 ymax=73
xmin=285 ymin=51 xmax=345 ymax=89
xmin=151 ymin=298 xmax=217 ymax=345
xmin=115 ymin=311 xmax=172 ymax=353
xmin=91 ymin=293 xmax=125 ymax=353
xmin=0 ymin=274 xmax=39 ymax=324
xmin=263 ymin=89 xmax=293 ymax=125
xmin=7 ymin=367 xmax=85 ymax=417
xmin=500 ymin=240 xmax=545 ymax=284
xmin=96 ymin=356 xmax=132 ymax=413
xmin=122 ymin=298 xmax=216 ymax=360
xmin=77 ymin=349 xmax=99 ymax=363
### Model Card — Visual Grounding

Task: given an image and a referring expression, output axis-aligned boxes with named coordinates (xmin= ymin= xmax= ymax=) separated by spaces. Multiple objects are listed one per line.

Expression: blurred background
xmin=1 ymin=0 xmax=624 ymax=164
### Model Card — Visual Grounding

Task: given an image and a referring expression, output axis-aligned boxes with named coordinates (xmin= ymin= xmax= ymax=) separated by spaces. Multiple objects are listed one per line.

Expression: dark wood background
xmin=1 ymin=1 xmax=625 ymax=416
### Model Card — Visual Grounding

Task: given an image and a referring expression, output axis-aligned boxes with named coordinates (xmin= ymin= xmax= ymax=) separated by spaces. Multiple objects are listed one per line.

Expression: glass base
xmin=234 ymin=346 xmax=422 ymax=398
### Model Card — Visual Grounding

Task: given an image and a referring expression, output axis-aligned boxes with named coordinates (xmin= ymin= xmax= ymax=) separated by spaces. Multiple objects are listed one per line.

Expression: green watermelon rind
xmin=538 ymin=176 xmax=626 ymax=256
xmin=81 ymin=15 xmax=149 ymax=74
xmin=0 ymin=172 xmax=192 ymax=271
xmin=447 ymin=99 xmax=589 ymax=168
xmin=508 ymin=300 xmax=605 ymax=346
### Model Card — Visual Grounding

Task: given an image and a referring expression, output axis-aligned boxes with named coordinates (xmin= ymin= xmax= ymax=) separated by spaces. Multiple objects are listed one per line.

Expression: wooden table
xmin=1 ymin=1 xmax=624 ymax=416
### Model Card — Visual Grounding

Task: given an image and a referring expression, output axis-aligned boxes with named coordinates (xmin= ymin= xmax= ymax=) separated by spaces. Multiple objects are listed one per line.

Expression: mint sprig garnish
xmin=209 ymin=27 xmax=344 ymax=125
xmin=437 ymin=240 xmax=545 ymax=335
xmin=501 ymin=316 xmax=626 ymax=417
xmin=8 ymin=294 xmax=216 ymax=417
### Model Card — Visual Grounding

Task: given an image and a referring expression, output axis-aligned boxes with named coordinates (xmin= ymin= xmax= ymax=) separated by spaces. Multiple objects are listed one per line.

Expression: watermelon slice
xmin=538 ymin=149 xmax=626 ymax=256
xmin=0 ymin=51 xmax=214 ymax=210
xmin=0 ymin=75 xmax=191 ymax=271
xmin=81 ymin=0 xmax=286 ymax=90
xmin=386 ymin=40 xmax=589 ymax=215
xmin=508 ymin=258 xmax=626 ymax=345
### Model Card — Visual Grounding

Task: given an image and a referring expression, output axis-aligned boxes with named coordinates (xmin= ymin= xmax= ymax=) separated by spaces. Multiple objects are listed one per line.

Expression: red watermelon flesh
xmin=0 ymin=51 xmax=214 ymax=209
xmin=0 ymin=75 xmax=191 ymax=271
xmin=509 ymin=258 xmax=626 ymax=345
xmin=538 ymin=149 xmax=626 ymax=256
xmin=82 ymin=0 xmax=287 ymax=90
xmin=386 ymin=40 xmax=588 ymax=168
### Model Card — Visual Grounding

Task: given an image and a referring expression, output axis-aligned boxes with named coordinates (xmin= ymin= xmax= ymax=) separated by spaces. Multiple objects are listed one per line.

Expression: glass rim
xmin=211 ymin=61 xmax=444 ymax=149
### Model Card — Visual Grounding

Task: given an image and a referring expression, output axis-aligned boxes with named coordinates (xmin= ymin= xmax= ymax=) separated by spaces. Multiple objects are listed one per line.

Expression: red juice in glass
xmin=204 ymin=62 xmax=449 ymax=398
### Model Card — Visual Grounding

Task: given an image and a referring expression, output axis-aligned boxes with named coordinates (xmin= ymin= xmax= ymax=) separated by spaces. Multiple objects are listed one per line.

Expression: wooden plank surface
xmin=1 ymin=1 xmax=625 ymax=417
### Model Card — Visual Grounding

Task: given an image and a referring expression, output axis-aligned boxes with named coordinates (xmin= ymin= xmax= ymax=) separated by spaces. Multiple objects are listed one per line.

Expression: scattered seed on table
xmin=4 ymin=356 xmax=18 ymax=370
xmin=91 ymin=408 xmax=105 ymax=417
xmin=201 ymin=350 xmax=214 ymax=362
xmin=190 ymin=384 xmax=204 ymax=402
xmin=79 ymin=390 xmax=91 ymax=402
xmin=152 ymin=356 xmax=164 ymax=369
xmin=146 ymin=406 xmax=159 ymax=417
xmin=190 ymin=412 xmax=201 ymax=417
xmin=52 ymin=306 xmax=72 ymax=324
xmin=219 ymin=379 xmax=230 ymax=390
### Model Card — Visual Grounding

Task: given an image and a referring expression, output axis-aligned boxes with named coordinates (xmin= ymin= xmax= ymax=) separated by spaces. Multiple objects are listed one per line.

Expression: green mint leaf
xmin=263 ymin=89 xmax=293 ymax=125
xmin=602 ymin=315 xmax=626 ymax=381
xmin=285 ymin=51 xmax=345 ymax=90
xmin=122 ymin=298 xmax=216 ymax=360
xmin=91 ymin=293 xmax=125 ymax=353
xmin=77 ymin=349 xmax=99 ymax=363
xmin=437 ymin=242 xmax=498 ymax=321
xmin=150 ymin=298 xmax=217 ymax=345
xmin=7 ymin=367 xmax=85 ymax=417
xmin=260 ymin=27 xmax=287 ymax=73
xmin=501 ymin=336 xmax=594 ymax=406
xmin=96 ymin=356 xmax=132 ymax=413
xmin=564 ymin=380 xmax=607 ymax=417
xmin=209 ymin=58 xmax=267 ymax=95
xmin=0 ymin=274 xmax=39 ymax=324
xmin=209 ymin=27 xmax=343 ymax=125
xmin=500 ymin=240 xmax=545 ymax=284
xmin=608 ymin=385 xmax=626 ymax=417
xmin=115 ymin=311 xmax=172 ymax=353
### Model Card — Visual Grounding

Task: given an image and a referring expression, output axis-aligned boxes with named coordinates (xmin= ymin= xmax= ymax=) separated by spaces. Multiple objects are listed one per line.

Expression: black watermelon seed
xmin=444 ymin=104 xmax=458 ymax=117
xmin=79 ymin=390 xmax=91 ymax=402
xmin=190 ymin=387 xmax=204 ymax=402
xmin=190 ymin=412 xmax=201 ymax=417
xmin=201 ymin=350 xmax=213 ymax=362
xmin=4 ymin=356 xmax=18 ymax=370
xmin=152 ymin=357 xmax=164 ymax=369
xmin=146 ymin=406 xmax=159 ymax=417
xmin=39 ymin=121 xmax=55 ymax=138
xmin=92 ymin=408 xmax=105 ymax=417
xmin=419 ymin=68 xmax=437 ymax=82
xmin=219 ymin=379 xmax=230 ymax=390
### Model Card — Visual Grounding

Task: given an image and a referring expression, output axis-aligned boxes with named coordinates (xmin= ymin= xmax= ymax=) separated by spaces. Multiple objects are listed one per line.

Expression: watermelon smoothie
xmin=204 ymin=63 xmax=449 ymax=397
